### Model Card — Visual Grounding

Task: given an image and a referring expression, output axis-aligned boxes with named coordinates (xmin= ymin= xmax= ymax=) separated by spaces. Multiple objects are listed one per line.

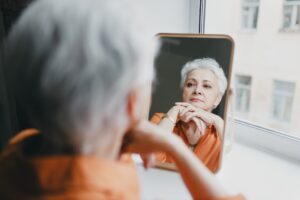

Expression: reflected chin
xmin=189 ymin=101 xmax=206 ymax=110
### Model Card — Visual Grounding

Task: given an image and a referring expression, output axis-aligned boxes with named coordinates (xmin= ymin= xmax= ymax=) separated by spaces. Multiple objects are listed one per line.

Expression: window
xmin=202 ymin=0 xmax=300 ymax=140
xmin=282 ymin=0 xmax=300 ymax=30
xmin=272 ymin=80 xmax=295 ymax=122
xmin=241 ymin=0 xmax=260 ymax=29
xmin=235 ymin=75 xmax=252 ymax=113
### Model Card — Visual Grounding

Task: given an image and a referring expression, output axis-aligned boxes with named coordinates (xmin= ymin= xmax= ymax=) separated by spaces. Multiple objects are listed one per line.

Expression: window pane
xmin=272 ymin=80 xmax=295 ymax=122
xmin=244 ymin=0 xmax=259 ymax=3
xmin=206 ymin=0 xmax=300 ymax=138
xmin=242 ymin=8 xmax=250 ymax=28
xmin=283 ymin=6 xmax=293 ymax=28
xmin=296 ymin=5 xmax=300 ymax=26
xmin=252 ymin=7 xmax=259 ymax=28
xmin=241 ymin=0 xmax=259 ymax=29
xmin=235 ymin=75 xmax=251 ymax=113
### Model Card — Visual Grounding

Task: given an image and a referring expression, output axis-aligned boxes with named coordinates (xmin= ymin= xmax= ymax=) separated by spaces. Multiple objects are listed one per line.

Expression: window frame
xmin=282 ymin=0 xmax=300 ymax=31
xmin=271 ymin=80 xmax=295 ymax=122
xmin=235 ymin=75 xmax=252 ymax=114
xmin=189 ymin=0 xmax=300 ymax=163
xmin=241 ymin=0 xmax=260 ymax=30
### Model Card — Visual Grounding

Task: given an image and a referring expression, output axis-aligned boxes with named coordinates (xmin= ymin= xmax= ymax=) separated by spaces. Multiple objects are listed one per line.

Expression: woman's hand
xmin=123 ymin=120 xmax=229 ymax=200
xmin=123 ymin=120 xmax=181 ymax=168
xmin=123 ymin=120 xmax=177 ymax=155
xmin=165 ymin=105 xmax=183 ymax=123
xmin=156 ymin=105 xmax=183 ymax=132
xmin=177 ymin=102 xmax=214 ymax=125
xmin=180 ymin=118 xmax=206 ymax=145
xmin=176 ymin=102 xmax=224 ymax=138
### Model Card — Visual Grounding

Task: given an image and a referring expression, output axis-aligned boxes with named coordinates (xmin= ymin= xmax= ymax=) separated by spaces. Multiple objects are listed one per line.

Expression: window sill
xmin=232 ymin=118 xmax=300 ymax=164
xmin=279 ymin=28 xmax=300 ymax=33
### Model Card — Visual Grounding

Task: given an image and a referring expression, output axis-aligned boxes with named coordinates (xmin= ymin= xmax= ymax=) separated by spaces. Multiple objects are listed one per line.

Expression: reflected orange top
xmin=0 ymin=129 xmax=140 ymax=200
xmin=151 ymin=113 xmax=221 ymax=173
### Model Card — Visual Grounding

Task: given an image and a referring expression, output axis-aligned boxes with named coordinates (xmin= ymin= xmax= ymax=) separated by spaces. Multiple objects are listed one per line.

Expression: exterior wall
xmin=206 ymin=0 xmax=300 ymax=137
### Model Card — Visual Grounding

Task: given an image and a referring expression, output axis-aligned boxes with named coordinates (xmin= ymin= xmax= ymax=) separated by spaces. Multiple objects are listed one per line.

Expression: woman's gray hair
xmin=180 ymin=58 xmax=228 ymax=95
xmin=3 ymin=0 xmax=158 ymax=153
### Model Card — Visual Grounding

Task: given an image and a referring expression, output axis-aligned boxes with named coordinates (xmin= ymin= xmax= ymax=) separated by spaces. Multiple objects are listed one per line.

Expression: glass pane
xmin=206 ymin=0 xmax=300 ymax=138
xmin=241 ymin=6 xmax=259 ymax=29
xmin=274 ymin=80 xmax=295 ymax=93
xmin=272 ymin=94 xmax=282 ymax=119
xmin=296 ymin=5 xmax=300 ymax=26
xmin=244 ymin=0 xmax=259 ymax=3
xmin=252 ymin=7 xmax=259 ymax=28
xmin=272 ymin=81 xmax=295 ymax=122
xmin=237 ymin=75 xmax=251 ymax=85
xmin=283 ymin=6 xmax=293 ymax=28
xmin=235 ymin=75 xmax=251 ymax=113
xmin=241 ymin=8 xmax=250 ymax=28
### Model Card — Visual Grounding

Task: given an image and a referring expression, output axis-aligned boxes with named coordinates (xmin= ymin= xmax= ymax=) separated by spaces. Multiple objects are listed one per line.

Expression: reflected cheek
xmin=182 ymin=89 xmax=192 ymax=102
xmin=206 ymin=92 xmax=218 ymax=107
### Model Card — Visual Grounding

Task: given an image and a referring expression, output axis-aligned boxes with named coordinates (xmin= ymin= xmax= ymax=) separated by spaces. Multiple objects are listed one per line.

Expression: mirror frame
xmin=151 ymin=33 xmax=235 ymax=173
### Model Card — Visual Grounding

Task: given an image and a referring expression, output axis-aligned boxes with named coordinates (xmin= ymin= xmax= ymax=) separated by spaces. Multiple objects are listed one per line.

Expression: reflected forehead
xmin=186 ymin=69 xmax=217 ymax=83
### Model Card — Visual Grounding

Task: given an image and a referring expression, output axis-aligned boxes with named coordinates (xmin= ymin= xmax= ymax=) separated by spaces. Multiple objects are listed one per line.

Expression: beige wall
xmin=206 ymin=0 xmax=300 ymax=137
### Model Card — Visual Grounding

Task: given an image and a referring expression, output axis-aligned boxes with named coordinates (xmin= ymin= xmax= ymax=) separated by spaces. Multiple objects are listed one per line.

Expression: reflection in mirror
xmin=149 ymin=34 xmax=234 ymax=173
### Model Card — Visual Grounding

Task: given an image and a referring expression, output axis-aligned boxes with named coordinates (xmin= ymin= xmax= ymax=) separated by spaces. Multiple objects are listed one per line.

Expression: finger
xmin=185 ymin=125 xmax=201 ymax=145
xmin=180 ymin=111 xmax=195 ymax=122
xmin=184 ymin=112 xmax=200 ymax=121
xmin=146 ymin=154 xmax=156 ymax=169
xmin=180 ymin=106 xmax=195 ymax=117
xmin=192 ymin=117 xmax=206 ymax=133
xmin=175 ymin=102 xmax=192 ymax=107
xmin=191 ymin=117 xmax=203 ymax=132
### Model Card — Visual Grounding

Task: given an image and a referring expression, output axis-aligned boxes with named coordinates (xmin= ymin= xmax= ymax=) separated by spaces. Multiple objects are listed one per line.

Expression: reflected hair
xmin=3 ymin=0 xmax=158 ymax=153
xmin=180 ymin=58 xmax=228 ymax=95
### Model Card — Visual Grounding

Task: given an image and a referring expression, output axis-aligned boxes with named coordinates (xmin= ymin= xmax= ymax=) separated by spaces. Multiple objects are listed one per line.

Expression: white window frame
xmin=235 ymin=75 xmax=252 ymax=114
xmin=271 ymin=80 xmax=295 ymax=122
xmin=282 ymin=0 xmax=300 ymax=31
xmin=189 ymin=0 xmax=300 ymax=163
xmin=241 ymin=0 xmax=260 ymax=30
xmin=234 ymin=118 xmax=300 ymax=164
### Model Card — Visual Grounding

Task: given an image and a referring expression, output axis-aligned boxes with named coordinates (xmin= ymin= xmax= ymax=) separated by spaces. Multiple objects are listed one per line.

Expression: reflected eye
xmin=186 ymin=82 xmax=194 ymax=87
xmin=203 ymin=84 xmax=212 ymax=89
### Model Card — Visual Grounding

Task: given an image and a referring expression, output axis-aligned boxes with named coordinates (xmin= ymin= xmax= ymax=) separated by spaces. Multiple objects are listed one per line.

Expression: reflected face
xmin=182 ymin=69 xmax=221 ymax=111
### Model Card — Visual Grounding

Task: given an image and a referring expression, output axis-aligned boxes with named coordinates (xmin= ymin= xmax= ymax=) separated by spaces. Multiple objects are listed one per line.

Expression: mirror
xmin=149 ymin=33 xmax=234 ymax=173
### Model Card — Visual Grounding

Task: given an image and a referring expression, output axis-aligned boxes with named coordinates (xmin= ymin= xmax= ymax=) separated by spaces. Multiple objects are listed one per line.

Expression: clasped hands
xmin=167 ymin=102 xmax=216 ymax=145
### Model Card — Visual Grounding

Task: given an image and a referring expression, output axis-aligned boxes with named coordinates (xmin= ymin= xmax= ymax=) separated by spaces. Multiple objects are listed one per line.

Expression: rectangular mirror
xmin=149 ymin=33 xmax=234 ymax=173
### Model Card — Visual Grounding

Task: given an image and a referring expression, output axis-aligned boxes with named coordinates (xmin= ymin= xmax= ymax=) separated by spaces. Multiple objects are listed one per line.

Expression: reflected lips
xmin=190 ymin=98 xmax=204 ymax=103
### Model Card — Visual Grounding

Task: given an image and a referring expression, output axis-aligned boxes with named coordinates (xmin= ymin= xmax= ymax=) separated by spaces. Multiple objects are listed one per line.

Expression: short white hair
xmin=180 ymin=58 xmax=227 ymax=95
xmin=3 ymin=0 xmax=158 ymax=153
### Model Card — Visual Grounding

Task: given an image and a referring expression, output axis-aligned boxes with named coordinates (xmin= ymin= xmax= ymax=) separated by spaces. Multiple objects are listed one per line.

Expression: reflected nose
xmin=193 ymin=85 xmax=203 ymax=95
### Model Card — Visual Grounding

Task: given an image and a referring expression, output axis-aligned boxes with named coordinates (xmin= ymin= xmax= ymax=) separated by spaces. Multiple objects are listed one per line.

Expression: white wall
xmin=140 ymin=0 xmax=191 ymax=35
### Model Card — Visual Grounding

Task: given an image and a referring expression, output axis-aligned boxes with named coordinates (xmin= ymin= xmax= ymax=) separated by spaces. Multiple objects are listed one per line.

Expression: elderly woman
xmin=151 ymin=58 xmax=227 ymax=172
xmin=0 ymin=0 xmax=244 ymax=199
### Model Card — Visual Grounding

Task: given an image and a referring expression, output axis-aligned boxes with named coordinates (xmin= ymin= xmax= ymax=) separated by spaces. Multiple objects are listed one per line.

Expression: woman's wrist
xmin=163 ymin=113 xmax=176 ymax=125
xmin=160 ymin=134 xmax=186 ymax=156
xmin=166 ymin=106 xmax=180 ymax=122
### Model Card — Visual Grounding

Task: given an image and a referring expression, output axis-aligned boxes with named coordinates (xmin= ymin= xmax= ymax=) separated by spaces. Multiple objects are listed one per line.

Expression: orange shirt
xmin=0 ymin=129 xmax=140 ymax=200
xmin=151 ymin=113 xmax=221 ymax=173
xmin=0 ymin=129 xmax=245 ymax=200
